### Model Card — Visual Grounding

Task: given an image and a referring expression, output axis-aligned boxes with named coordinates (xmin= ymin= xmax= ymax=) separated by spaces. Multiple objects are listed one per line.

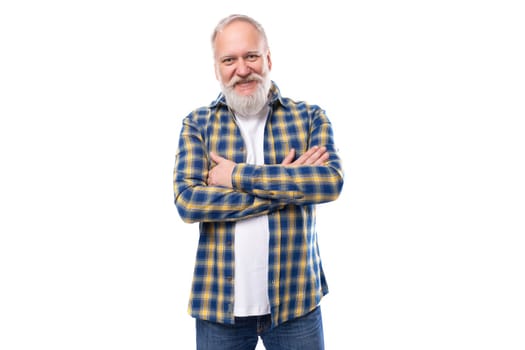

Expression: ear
xmin=266 ymin=50 xmax=272 ymax=71
xmin=214 ymin=62 xmax=219 ymax=80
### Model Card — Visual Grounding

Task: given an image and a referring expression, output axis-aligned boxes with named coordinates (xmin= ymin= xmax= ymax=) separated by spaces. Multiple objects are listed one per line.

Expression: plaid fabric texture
xmin=173 ymin=82 xmax=344 ymax=327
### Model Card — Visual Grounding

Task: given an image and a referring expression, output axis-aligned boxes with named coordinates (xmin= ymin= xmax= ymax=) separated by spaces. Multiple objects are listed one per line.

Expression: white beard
xmin=219 ymin=71 xmax=272 ymax=117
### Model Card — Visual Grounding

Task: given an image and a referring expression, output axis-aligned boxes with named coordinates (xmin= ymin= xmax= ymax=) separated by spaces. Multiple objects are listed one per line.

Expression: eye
xmin=245 ymin=54 xmax=260 ymax=62
xmin=222 ymin=57 xmax=235 ymax=65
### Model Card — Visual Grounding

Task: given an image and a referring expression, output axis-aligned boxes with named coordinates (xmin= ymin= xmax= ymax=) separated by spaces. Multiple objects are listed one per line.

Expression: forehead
xmin=214 ymin=20 xmax=264 ymax=57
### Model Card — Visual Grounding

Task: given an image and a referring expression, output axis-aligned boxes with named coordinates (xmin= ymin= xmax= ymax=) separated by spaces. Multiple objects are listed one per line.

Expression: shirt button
xmin=227 ymin=276 xmax=233 ymax=282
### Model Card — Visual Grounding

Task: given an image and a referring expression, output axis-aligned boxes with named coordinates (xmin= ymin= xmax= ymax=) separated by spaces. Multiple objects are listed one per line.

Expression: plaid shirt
xmin=173 ymin=82 xmax=344 ymax=327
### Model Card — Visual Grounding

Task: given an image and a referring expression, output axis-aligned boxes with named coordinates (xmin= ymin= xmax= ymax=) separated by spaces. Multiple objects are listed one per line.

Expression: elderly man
xmin=173 ymin=14 xmax=344 ymax=350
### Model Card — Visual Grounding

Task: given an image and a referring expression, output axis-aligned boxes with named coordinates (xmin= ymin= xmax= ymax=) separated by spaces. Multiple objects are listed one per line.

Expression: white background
xmin=1 ymin=1 xmax=524 ymax=349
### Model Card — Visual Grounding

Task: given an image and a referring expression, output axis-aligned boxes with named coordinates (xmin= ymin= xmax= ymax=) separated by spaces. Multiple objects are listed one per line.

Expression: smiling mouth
xmin=233 ymin=80 xmax=259 ymax=94
xmin=235 ymin=79 xmax=257 ymax=87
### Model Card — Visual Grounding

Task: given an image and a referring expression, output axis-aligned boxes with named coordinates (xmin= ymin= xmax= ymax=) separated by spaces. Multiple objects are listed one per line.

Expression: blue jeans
xmin=196 ymin=306 xmax=324 ymax=350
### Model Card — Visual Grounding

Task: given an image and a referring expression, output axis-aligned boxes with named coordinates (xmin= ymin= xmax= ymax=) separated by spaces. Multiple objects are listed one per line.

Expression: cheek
xmin=253 ymin=62 xmax=267 ymax=76
xmin=217 ymin=67 xmax=234 ymax=83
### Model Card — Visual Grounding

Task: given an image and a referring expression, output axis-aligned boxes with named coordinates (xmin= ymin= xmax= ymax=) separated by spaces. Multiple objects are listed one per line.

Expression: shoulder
xmin=270 ymin=82 xmax=324 ymax=116
xmin=275 ymin=96 xmax=325 ymax=119
xmin=183 ymin=98 xmax=228 ymax=124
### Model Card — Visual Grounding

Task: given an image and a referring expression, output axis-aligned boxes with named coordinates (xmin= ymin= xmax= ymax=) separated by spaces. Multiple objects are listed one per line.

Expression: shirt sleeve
xmin=173 ymin=114 xmax=284 ymax=224
xmin=232 ymin=107 xmax=344 ymax=204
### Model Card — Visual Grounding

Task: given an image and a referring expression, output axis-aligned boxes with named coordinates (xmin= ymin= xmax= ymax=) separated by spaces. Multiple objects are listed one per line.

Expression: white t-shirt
xmin=233 ymin=107 xmax=271 ymax=316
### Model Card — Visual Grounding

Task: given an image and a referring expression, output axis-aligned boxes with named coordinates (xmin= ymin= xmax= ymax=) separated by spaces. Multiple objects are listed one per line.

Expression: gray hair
xmin=211 ymin=14 xmax=269 ymax=55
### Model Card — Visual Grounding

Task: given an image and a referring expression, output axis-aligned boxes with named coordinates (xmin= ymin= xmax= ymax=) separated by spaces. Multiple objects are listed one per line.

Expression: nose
xmin=236 ymin=58 xmax=251 ymax=77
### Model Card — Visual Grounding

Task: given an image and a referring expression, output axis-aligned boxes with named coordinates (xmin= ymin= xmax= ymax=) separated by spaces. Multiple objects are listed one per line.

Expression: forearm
xmin=174 ymin=182 xmax=284 ymax=223
xmin=173 ymin=136 xmax=282 ymax=223
xmin=232 ymin=160 xmax=344 ymax=205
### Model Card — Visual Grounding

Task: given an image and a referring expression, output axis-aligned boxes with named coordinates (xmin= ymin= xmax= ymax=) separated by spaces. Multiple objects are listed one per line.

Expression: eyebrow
xmin=218 ymin=50 xmax=262 ymax=60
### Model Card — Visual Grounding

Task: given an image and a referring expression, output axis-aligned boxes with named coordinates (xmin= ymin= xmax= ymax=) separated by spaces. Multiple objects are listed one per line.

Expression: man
xmin=173 ymin=14 xmax=344 ymax=350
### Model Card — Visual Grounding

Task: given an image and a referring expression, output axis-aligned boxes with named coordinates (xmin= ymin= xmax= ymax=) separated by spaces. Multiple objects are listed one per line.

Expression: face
xmin=213 ymin=20 xmax=272 ymax=115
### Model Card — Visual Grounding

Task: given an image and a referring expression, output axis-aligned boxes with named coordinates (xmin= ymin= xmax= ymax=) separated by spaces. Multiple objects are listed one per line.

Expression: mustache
xmin=226 ymin=73 xmax=263 ymax=88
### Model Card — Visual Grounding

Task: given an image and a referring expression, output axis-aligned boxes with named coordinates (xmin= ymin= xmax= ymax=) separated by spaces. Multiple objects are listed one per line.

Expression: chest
xmin=205 ymin=110 xmax=311 ymax=165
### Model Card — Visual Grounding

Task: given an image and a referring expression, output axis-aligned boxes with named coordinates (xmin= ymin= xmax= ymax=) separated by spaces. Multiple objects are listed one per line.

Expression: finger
xmin=313 ymin=151 xmax=329 ymax=165
xmin=295 ymin=146 xmax=319 ymax=164
xmin=209 ymin=151 xmax=223 ymax=164
xmin=311 ymin=146 xmax=327 ymax=163
xmin=207 ymin=168 xmax=217 ymax=186
xmin=281 ymin=148 xmax=296 ymax=165
xmin=303 ymin=146 xmax=326 ymax=165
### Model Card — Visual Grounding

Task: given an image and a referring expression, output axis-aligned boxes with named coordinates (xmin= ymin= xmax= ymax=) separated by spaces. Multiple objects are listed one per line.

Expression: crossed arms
xmin=173 ymin=108 xmax=344 ymax=223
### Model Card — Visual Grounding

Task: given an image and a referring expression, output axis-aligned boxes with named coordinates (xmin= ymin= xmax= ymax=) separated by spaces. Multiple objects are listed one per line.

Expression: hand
xmin=207 ymin=152 xmax=235 ymax=188
xmin=281 ymin=146 xmax=329 ymax=166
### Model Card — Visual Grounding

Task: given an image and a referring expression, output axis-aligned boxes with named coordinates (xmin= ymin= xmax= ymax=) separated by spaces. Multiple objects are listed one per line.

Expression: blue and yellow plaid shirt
xmin=173 ymin=82 xmax=344 ymax=327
